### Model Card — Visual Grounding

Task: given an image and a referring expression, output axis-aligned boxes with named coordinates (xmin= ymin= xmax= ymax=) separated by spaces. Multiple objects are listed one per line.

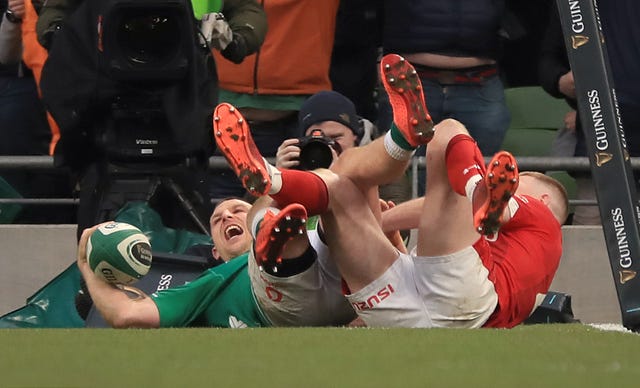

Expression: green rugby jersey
xmin=151 ymin=253 xmax=271 ymax=328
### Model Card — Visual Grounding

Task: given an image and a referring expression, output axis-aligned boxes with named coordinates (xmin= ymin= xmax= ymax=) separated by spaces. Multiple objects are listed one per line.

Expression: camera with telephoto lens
xmin=296 ymin=129 xmax=342 ymax=171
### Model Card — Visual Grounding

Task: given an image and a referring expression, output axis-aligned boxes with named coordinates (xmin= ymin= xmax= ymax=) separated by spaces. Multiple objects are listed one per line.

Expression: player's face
xmin=210 ymin=199 xmax=252 ymax=261
xmin=306 ymin=121 xmax=358 ymax=155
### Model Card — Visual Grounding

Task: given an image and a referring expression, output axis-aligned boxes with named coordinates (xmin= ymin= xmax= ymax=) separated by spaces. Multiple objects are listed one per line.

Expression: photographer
xmin=276 ymin=91 xmax=411 ymax=210
xmin=276 ymin=91 xmax=373 ymax=170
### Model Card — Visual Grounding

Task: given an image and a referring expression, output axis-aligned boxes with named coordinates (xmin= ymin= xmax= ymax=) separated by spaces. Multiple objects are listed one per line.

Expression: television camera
xmin=40 ymin=0 xmax=218 ymax=235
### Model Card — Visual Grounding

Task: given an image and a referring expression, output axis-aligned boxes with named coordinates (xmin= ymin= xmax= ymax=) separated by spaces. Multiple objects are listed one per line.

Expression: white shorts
xmin=345 ymin=246 xmax=498 ymax=328
xmin=249 ymin=226 xmax=356 ymax=326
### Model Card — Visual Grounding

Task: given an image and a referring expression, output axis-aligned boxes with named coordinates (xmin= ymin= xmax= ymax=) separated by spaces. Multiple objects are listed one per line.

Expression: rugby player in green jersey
xmin=76 ymin=197 xmax=356 ymax=328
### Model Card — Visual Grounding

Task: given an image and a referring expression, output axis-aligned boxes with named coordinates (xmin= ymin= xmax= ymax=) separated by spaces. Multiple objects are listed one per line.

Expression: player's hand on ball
xmin=84 ymin=222 xmax=153 ymax=285
xmin=77 ymin=224 xmax=101 ymax=266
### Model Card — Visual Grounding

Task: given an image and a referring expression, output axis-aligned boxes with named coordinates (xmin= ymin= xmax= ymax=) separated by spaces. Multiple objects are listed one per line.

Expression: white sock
xmin=465 ymin=175 xmax=483 ymax=201
xmin=263 ymin=159 xmax=283 ymax=194
xmin=384 ymin=132 xmax=415 ymax=161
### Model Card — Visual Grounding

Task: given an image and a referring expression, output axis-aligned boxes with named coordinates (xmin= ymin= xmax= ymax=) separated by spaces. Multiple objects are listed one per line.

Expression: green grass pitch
xmin=1 ymin=324 xmax=639 ymax=387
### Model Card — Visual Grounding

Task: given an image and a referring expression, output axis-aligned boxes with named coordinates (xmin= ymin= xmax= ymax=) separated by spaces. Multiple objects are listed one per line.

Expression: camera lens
xmin=299 ymin=140 xmax=333 ymax=171
xmin=117 ymin=11 xmax=181 ymax=65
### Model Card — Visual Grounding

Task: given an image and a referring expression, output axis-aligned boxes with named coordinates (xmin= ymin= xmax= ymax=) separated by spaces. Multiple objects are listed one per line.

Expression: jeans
xmin=0 ymin=76 xmax=50 ymax=155
xmin=0 ymin=76 xmax=74 ymax=223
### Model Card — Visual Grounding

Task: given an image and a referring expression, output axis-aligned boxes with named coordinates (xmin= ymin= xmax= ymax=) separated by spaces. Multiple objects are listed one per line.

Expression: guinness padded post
xmin=556 ymin=0 xmax=640 ymax=331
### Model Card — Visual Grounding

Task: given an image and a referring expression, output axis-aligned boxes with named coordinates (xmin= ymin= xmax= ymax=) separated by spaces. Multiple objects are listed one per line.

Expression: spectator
xmin=329 ymin=0 xmax=383 ymax=124
xmin=539 ymin=1 xmax=640 ymax=225
xmin=379 ymin=0 xmax=512 ymax=197
xmin=208 ymin=0 xmax=341 ymax=201
xmin=0 ymin=0 xmax=50 ymax=158
xmin=19 ymin=0 xmax=60 ymax=153
xmin=379 ymin=0 xmax=510 ymax=154
xmin=0 ymin=0 xmax=73 ymax=223
xmin=500 ymin=0 xmax=553 ymax=87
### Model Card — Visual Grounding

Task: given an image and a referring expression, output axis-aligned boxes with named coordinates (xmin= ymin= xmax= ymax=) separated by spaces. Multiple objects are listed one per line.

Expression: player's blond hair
xmin=520 ymin=171 xmax=569 ymax=224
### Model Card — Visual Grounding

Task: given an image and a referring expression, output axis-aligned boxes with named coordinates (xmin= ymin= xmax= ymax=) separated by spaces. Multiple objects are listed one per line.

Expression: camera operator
xmin=35 ymin=0 xmax=266 ymax=63
xmin=33 ymin=0 xmax=267 ymax=238
xmin=276 ymin=91 xmax=373 ymax=170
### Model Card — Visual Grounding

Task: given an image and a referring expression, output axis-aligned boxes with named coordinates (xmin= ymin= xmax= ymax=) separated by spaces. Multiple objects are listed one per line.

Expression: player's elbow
xmin=106 ymin=309 xmax=139 ymax=328
xmin=108 ymin=314 xmax=133 ymax=329
xmin=107 ymin=306 xmax=158 ymax=329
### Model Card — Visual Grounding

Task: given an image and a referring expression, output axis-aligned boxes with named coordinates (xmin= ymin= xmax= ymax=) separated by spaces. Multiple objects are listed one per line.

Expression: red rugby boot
xmin=213 ymin=103 xmax=271 ymax=196
xmin=254 ymin=203 xmax=308 ymax=272
xmin=473 ymin=151 xmax=519 ymax=236
xmin=380 ymin=54 xmax=434 ymax=147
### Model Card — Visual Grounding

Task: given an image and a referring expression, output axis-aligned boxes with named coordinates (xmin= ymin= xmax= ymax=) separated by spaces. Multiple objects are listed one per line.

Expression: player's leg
xmin=404 ymin=120 xmax=495 ymax=327
xmin=331 ymin=54 xmax=434 ymax=188
xmin=409 ymin=120 xmax=520 ymax=327
xmin=245 ymin=196 xmax=356 ymax=326
xmin=213 ymin=101 xmax=431 ymax=325
xmin=415 ymin=119 xmax=519 ymax=255
xmin=415 ymin=119 xmax=482 ymax=256
xmin=213 ymin=103 xmax=272 ymax=196
xmin=313 ymin=169 xmax=433 ymax=327
xmin=213 ymin=102 xmax=331 ymax=216
xmin=247 ymin=196 xmax=309 ymax=271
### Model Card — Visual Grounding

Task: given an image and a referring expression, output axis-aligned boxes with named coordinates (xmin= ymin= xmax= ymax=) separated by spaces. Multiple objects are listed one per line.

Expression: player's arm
xmin=379 ymin=199 xmax=408 ymax=254
xmin=381 ymin=197 xmax=424 ymax=234
xmin=77 ymin=226 xmax=160 ymax=328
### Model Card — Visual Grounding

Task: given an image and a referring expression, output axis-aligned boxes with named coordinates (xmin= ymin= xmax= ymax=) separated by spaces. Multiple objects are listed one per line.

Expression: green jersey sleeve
xmin=151 ymin=253 xmax=270 ymax=328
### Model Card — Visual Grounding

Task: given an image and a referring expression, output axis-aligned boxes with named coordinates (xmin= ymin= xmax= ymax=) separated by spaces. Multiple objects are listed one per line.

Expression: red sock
xmin=444 ymin=134 xmax=486 ymax=196
xmin=270 ymin=169 xmax=329 ymax=215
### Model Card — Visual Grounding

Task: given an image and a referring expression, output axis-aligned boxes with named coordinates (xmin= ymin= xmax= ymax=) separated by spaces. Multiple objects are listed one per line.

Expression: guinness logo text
xmin=611 ymin=207 xmax=634 ymax=270
xmin=588 ymin=89 xmax=609 ymax=152
xmin=568 ymin=0 xmax=585 ymax=33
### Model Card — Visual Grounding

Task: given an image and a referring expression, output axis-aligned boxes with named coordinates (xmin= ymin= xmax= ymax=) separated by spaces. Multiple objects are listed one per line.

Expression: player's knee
xmin=437 ymin=119 xmax=470 ymax=140
xmin=429 ymin=119 xmax=471 ymax=155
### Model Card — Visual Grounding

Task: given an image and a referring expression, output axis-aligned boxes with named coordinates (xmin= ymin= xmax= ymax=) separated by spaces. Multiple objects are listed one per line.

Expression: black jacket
xmin=383 ymin=0 xmax=504 ymax=60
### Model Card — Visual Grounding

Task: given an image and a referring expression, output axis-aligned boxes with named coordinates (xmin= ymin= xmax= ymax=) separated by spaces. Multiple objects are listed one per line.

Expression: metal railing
xmin=1 ymin=154 xmax=635 ymax=207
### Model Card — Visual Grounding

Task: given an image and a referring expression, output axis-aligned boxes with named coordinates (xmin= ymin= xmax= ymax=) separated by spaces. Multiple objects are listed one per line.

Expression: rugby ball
xmin=86 ymin=222 xmax=152 ymax=284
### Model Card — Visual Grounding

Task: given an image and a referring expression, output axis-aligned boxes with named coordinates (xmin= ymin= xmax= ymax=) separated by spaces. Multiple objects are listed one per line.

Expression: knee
xmin=312 ymin=169 xmax=340 ymax=192
xmin=322 ymin=171 xmax=358 ymax=205
xmin=436 ymin=119 xmax=470 ymax=139
xmin=429 ymin=119 xmax=471 ymax=152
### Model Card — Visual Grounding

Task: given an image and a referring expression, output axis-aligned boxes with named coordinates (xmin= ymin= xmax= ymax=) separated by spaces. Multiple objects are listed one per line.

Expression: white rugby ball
xmin=86 ymin=222 xmax=152 ymax=284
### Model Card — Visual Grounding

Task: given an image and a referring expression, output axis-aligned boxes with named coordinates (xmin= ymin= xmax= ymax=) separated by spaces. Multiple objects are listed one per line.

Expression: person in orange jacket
xmin=209 ymin=0 xmax=342 ymax=201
